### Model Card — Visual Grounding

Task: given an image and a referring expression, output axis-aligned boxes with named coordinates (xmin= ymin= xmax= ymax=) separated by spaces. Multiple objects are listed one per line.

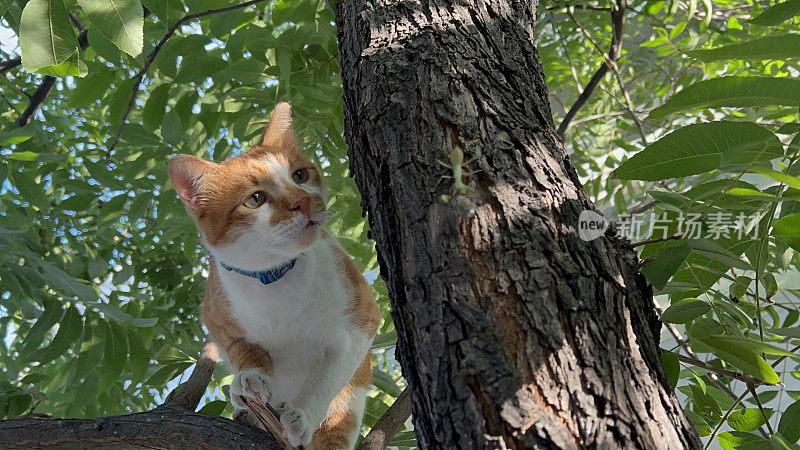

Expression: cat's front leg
xmin=278 ymin=339 xmax=369 ymax=447
xmin=221 ymin=337 xmax=275 ymax=409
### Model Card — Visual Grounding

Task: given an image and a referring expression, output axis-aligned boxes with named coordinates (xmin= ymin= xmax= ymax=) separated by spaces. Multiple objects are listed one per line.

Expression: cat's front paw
xmin=275 ymin=402 xmax=313 ymax=447
xmin=230 ymin=368 xmax=273 ymax=408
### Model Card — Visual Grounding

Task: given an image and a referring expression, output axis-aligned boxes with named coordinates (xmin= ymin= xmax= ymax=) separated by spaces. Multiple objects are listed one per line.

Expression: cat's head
xmin=168 ymin=103 xmax=327 ymax=270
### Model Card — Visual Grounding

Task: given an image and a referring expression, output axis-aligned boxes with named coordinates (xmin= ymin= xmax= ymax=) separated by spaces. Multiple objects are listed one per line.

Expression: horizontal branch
xmin=0 ymin=407 xmax=282 ymax=449
xmin=662 ymin=349 xmax=778 ymax=386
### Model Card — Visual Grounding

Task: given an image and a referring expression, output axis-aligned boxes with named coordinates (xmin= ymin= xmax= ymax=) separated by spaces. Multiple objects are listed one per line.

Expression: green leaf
xmin=750 ymin=168 xmax=800 ymax=192
xmin=161 ymin=110 xmax=182 ymax=145
xmin=5 ymin=151 xmax=38 ymax=161
xmin=614 ymin=122 xmax=783 ymax=181
xmin=687 ymin=239 xmax=753 ymax=271
xmin=698 ymin=336 xmax=780 ymax=384
xmin=649 ymin=189 xmax=691 ymax=209
xmin=198 ymin=400 xmax=228 ymax=416
xmin=661 ymin=352 xmax=679 ymax=388
xmin=28 ymin=305 xmax=82 ymax=364
xmin=126 ymin=328 xmax=149 ymax=382
xmin=174 ymin=56 xmax=227 ymax=83
xmin=0 ymin=128 xmax=35 ymax=145
xmin=76 ymin=0 xmax=144 ymax=57
xmin=146 ymin=361 xmax=192 ymax=386
xmin=649 ymin=77 xmax=800 ymax=119
xmin=661 ymin=298 xmax=711 ymax=323
xmin=719 ymin=431 xmax=771 ymax=450
xmin=30 ymin=255 xmax=98 ymax=301
xmin=371 ymin=368 xmax=402 ymax=397
xmin=689 ymin=318 xmax=725 ymax=339
xmin=750 ymin=0 xmax=800 ymax=26
xmin=20 ymin=298 xmax=64 ymax=353
xmin=687 ymin=35 xmax=800 ymax=61
xmin=729 ymin=276 xmax=752 ymax=300
xmin=35 ymin=50 xmax=86 ymax=77
xmin=389 ymin=430 xmax=417 ymax=447
xmin=780 ymin=400 xmax=800 ymax=443
xmin=19 ymin=0 xmax=78 ymax=72
xmin=101 ymin=319 xmax=128 ymax=385
xmin=642 ymin=245 xmax=690 ymax=289
xmin=371 ymin=330 xmax=397 ymax=349
xmin=121 ymin=124 xmax=162 ymax=146
xmin=728 ymin=408 xmax=769 ymax=432
xmin=74 ymin=313 xmax=105 ymax=381
xmin=686 ymin=409 xmax=712 ymax=436
xmin=70 ymin=70 xmax=116 ymax=108
xmin=0 ymin=0 xmax=14 ymax=17
xmin=773 ymin=214 xmax=800 ymax=253
xmin=140 ymin=0 xmax=183 ymax=24
xmin=141 ymin=84 xmax=172 ymax=129
xmin=692 ymin=384 xmax=722 ymax=420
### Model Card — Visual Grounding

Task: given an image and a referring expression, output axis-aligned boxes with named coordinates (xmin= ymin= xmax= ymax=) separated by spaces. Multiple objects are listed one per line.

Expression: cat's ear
xmin=168 ymin=155 xmax=214 ymax=213
xmin=257 ymin=102 xmax=296 ymax=149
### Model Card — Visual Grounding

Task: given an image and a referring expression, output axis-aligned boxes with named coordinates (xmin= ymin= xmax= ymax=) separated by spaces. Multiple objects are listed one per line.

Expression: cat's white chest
xmin=217 ymin=239 xmax=356 ymax=401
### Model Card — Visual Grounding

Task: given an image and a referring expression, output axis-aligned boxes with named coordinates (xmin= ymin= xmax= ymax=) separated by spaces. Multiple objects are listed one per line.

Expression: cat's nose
xmin=289 ymin=196 xmax=311 ymax=220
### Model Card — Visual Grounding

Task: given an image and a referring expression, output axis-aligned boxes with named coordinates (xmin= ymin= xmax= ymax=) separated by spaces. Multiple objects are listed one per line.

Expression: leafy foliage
xmin=2 ymin=0 xmax=800 ymax=448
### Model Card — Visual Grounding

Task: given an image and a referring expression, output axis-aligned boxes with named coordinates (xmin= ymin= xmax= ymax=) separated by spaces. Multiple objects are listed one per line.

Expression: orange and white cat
xmin=168 ymin=103 xmax=380 ymax=449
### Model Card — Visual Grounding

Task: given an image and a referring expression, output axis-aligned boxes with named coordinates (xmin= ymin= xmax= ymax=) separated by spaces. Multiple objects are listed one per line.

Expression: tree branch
xmin=662 ymin=349 xmax=778 ymax=386
xmin=15 ymin=76 xmax=56 ymax=127
xmin=164 ymin=340 xmax=219 ymax=411
xmin=0 ymin=408 xmax=282 ymax=449
xmin=105 ymin=0 xmax=269 ymax=158
xmin=0 ymin=57 xmax=21 ymax=74
xmin=67 ymin=10 xmax=90 ymax=51
xmin=557 ymin=3 xmax=626 ymax=138
xmin=356 ymin=387 xmax=411 ymax=450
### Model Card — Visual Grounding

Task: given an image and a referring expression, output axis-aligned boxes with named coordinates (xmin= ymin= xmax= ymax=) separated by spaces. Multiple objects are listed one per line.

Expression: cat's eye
xmin=292 ymin=168 xmax=309 ymax=184
xmin=244 ymin=191 xmax=268 ymax=208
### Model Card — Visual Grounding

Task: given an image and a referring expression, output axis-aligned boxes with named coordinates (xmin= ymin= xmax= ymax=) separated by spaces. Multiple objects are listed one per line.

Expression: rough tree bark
xmin=336 ymin=0 xmax=701 ymax=448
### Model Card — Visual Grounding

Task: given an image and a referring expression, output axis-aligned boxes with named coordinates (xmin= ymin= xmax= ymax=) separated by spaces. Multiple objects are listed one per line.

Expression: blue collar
xmin=219 ymin=258 xmax=297 ymax=286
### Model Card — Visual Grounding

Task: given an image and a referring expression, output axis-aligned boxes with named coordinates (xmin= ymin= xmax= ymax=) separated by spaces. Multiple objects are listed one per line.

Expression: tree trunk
xmin=336 ymin=0 xmax=701 ymax=448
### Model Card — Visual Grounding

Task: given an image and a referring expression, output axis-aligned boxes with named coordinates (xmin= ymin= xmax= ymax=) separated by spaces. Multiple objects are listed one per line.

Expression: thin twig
xmin=546 ymin=5 xmax=611 ymax=11
xmin=704 ymin=390 xmax=747 ymax=450
xmin=662 ymin=349 xmax=778 ymax=386
xmin=105 ymin=0 xmax=269 ymax=158
xmin=0 ymin=90 xmax=20 ymax=115
xmin=747 ymin=383 xmax=775 ymax=434
xmin=240 ymin=397 xmax=301 ymax=450
xmin=630 ymin=233 xmax=682 ymax=248
xmin=557 ymin=2 xmax=626 ymax=138
xmin=562 ymin=1 xmax=649 ymax=144
xmin=356 ymin=388 xmax=412 ymax=450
